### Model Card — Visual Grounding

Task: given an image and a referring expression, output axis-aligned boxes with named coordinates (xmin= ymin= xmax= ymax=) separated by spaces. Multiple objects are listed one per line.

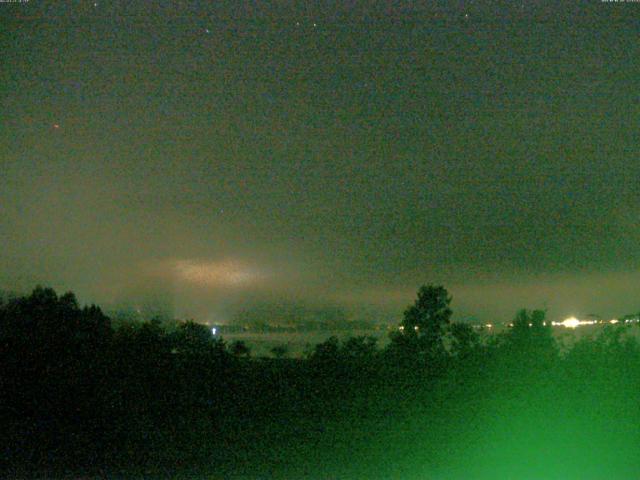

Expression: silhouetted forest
xmin=2 ymin=286 xmax=640 ymax=479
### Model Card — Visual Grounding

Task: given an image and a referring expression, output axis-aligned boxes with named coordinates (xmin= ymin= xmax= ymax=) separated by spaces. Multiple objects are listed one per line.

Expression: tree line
xmin=2 ymin=285 xmax=640 ymax=478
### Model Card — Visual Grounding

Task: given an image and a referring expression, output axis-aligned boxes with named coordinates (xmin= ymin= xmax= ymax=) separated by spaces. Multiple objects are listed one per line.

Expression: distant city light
xmin=552 ymin=316 xmax=598 ymax=328
xmin=561 ymin=317 xmax=580 ymax=329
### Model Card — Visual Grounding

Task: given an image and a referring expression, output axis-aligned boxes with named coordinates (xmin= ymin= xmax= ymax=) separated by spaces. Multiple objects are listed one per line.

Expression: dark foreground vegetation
xmin=2 ymin=285 xmax=640 ymax=479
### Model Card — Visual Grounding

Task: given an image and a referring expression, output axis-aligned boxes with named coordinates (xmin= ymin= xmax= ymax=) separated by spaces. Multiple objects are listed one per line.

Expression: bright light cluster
xmin=552 ymin=317 xmax=610 ymax=328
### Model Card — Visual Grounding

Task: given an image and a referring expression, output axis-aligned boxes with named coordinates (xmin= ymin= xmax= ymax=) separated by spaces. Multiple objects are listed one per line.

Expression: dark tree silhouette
xmin=391 ymin=285 xmax=453 ymax=363
xmin=448 ymin=322 xmax=480 ymax=359
xmin=230 ymin=339 xmax=251 ymax=358
xmin=509 ymin=309 xmax=552 ymax=345
xmin=0 ymin=286 xmax=115 ymax=471
xmin=172 ymin=320 xmax=226 ymax=357
xmin=503 ymin=308 xmax=557 ymax=370
xmin=341 ymin=335 xmax=378 ymax=360
xmin=6 ymin=283 xmax=640 ymax=479
xmin=309 ymin=335 xmax=339 ymax=358
xmin=270 ymin=344 xmax=289 ymax=359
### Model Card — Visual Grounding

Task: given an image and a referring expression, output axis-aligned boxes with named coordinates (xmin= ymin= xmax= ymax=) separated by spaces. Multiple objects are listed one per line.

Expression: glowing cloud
xmin=172 ymin=259 xmax=264 ymax=288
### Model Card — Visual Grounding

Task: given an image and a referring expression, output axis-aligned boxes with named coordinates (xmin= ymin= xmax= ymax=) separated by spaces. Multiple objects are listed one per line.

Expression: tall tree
xmin=505 ymin=308 xmax=556 ymax=369
xmin=396 ymin=285 xmax=453 ymax=360
xmin=448 ymin=322 xmax=480 ymax=359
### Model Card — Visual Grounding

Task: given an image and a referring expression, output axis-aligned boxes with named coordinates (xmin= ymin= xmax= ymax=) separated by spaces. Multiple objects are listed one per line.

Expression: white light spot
xmin=562 ymin=317 xmax=580 ymax=329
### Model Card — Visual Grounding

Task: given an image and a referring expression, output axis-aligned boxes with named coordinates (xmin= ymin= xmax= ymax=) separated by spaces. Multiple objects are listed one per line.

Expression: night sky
xmin=2 ymin=1 xmax=640 ymax=324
